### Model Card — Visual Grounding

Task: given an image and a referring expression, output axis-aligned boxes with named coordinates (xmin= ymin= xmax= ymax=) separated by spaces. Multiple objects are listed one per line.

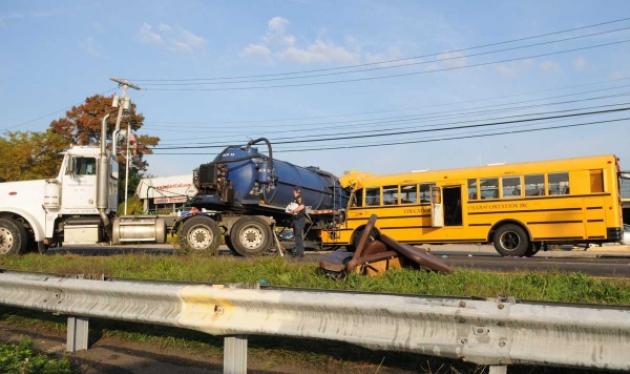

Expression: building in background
xmin=136 ymin=175 xmax=197 ymax=214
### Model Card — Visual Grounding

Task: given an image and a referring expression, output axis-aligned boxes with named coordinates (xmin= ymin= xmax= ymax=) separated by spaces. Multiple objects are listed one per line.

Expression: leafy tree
xmin=49 ymin=94 xmax=160 ymax=201
xmin=0 ymin=130 xmax=69 ymax=181
xmin=50 ymin=94 xmax=159 ymax=172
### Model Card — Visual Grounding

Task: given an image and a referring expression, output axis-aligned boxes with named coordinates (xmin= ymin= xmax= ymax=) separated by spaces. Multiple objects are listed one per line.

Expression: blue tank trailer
xmin=177 ymin=138 xmax=348 ymax=256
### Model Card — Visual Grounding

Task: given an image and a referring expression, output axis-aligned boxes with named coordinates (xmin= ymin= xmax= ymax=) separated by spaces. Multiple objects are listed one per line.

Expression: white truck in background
xmin=0 ymin=114 xmax=166 ymax=255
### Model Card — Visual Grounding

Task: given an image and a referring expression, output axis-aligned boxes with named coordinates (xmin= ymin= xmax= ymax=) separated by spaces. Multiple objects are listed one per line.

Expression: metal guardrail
xmin=0 ymin=271 xmax=628 ymax=373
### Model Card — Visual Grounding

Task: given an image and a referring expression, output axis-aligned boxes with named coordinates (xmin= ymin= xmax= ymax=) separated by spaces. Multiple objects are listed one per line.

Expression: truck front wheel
xmin=230 ymin=217 xmax=272 ymax=256
xmin=0 ymin=218 xmax=28 ymax=255
xmin=179 ymin=216 xmax=220 ymax=255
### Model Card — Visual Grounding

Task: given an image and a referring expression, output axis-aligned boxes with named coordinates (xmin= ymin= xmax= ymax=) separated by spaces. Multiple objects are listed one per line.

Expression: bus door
xmin=443 ymin=186 xmax=463 ymax=226
xmin=430 ymin=186 xmax=444 ymax=227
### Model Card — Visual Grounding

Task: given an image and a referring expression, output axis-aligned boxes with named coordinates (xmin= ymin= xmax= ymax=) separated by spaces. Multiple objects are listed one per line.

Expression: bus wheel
xmin=525 ymin=242 xmax=541 ymax=257
xmin=350 ymin=227 xmax=379 ymax=252
xmin=493 ymin=224 xmax=529 ymax=257
xmin=230 ymin=217 xmax=272 ymax=256
xmin=0 ymin=218 xmax=28 ymax=255
xmin=179 ymin=216 xmax=220 ymax=255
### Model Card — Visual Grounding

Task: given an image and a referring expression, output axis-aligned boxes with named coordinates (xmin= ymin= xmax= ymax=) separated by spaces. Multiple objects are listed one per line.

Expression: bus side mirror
xmin=430 ymin=186 xmax=444 ymax=227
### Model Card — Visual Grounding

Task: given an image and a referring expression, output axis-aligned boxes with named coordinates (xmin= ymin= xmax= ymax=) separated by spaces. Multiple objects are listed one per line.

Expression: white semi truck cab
xmin=0 ymin=117 xmax=165 ymax=255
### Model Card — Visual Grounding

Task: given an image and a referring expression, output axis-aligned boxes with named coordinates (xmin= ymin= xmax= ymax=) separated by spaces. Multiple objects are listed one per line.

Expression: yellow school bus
xmin=321 ymin=155 xmax=624 ymax=256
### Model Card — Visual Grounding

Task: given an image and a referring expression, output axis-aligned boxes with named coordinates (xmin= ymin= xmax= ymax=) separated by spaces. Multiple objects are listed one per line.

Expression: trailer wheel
xmin=179 ymin=216 xmax=220 ymax=255
xmin=0 ymin=218 xmax=28 ymax=255
xmin=493 ymin=224 xmax=529 ymax=257
xmin=224 ymin=235 xmax=239 ymax=255
xmin=230 ymin=217 xmax=272 ymax=256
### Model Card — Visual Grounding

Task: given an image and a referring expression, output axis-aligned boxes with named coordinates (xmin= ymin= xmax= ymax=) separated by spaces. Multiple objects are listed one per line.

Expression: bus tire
xmin=179 ymin=216 xmax=220 ymax=255
xmin=493 ymin=224 xmax=530 ymax=257
xmin=0 ymin=218 xmax=28 ymax=255
xmin=350 ymin=227 xmax=379 ymax=252
xmin=525 ymin=242 xmax=541 ymax=257
xmin=230 ymin=217 xmax=272 ymax=256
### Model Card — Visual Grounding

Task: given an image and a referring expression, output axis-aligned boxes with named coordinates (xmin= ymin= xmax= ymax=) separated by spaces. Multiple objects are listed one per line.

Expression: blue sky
xmin=1 ymin=0 xmax=630 ymax=177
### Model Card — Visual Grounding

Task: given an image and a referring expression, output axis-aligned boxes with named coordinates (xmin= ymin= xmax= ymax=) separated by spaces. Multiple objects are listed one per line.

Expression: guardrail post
xmin=223 ymin=335 xmax=247 ymax=374
xmin=488 ymin=365 xmax=507 ymax=374
xmin=66 ymin=316 xmax=89 ymax=352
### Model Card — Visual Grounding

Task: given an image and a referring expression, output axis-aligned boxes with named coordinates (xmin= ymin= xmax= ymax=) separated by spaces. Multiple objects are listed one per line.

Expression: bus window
xmin=480 ymin=178 xmax=499 ymax=200
xmin=350 ymin=189 xmax=363 ymax=208
xmin=400 ymin=184 xmax=417 ymax=204
xmin=467 ymin=179 xmax=478 ymax=200
xmin=419 ymin=183 xmax=434 ymax=204
xmin=383 ymin=185 xmax=398 ymax=205
xmin=502 ymin=176 xmax=522 ymax=198
xmin=525 ymin=174 xmax=545 ymax=196
xmin=365 ymin=187 xmax=381 ymax=206
xmin=590 ymin=169 xmax=604 ymax=193
xmin=548 ymin=172 xmax=569 ymax=195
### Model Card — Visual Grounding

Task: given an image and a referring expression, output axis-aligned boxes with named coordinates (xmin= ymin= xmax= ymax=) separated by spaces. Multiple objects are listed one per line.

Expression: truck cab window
xmin=67 ymin=157 xmax=96 ymax=176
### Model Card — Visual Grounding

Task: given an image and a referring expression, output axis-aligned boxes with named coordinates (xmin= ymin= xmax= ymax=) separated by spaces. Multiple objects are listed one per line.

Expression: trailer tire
xmin=179 ymin=216 xmax=220 ymax=255
xmin=493 ymin=224 xmax=529 ymax=257
xmin=224 ymin=235 xmax=239 ymax=255
xmin=0 ymin=218 xmax=28 ymax=255
xmin=230 ymin=217 xmax=272 ymax=256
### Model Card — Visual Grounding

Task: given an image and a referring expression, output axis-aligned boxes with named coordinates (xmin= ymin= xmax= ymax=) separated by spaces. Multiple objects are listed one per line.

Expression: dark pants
xmin=293 ymin=216 xmax=305 ymax=257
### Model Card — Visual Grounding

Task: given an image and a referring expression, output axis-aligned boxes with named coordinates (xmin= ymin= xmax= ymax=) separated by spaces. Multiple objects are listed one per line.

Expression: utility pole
xmin=110 ymin=78 xmax=141 ymax=216
xmin=124 ymin=125 xmax=131 ymax=215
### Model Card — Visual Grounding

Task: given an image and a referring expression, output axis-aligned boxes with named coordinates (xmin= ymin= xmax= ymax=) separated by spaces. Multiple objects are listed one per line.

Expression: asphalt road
xmin=46 ymin=243 xmax=630 ymax=277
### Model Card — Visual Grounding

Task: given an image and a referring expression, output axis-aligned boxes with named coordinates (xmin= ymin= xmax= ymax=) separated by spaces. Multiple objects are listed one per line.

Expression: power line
xmin=133 ymin=15 xmax=630 ymax=83
xmin=149 ymin=105 xmax=630 ymax=150
xmin=150 ymin=89 xmax=630 ymax=144
xmin=1 ymin=88 xmax=116 ymax=132
xmin=144 ymin=39 xmax=630 ymax=91
xmin=140 ymin=26 xmax=630 ymax=87
xmin=149 ymin=117 xmax=629 ymax=155
xmin=146 ymin=76 xmax=630 ymax=137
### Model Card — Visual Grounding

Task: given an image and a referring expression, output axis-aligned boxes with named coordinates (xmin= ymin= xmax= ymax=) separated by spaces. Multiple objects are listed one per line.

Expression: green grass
xmin=0 ymin=339 xmax=73 ymax=374
xmin=1 ymin=254 xmax=629 ymax=304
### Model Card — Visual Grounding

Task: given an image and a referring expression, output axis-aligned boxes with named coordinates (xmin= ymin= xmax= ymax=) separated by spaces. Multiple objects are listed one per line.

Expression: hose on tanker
xmin=245 ymin=137 xmax=273 ymax=174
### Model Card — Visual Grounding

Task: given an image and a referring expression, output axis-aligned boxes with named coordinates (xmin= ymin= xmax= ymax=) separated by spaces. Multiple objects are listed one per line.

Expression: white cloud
xmin=136 ymin=22 xmax=205 ymax=53
xmin=268 ymin=16 xmax=289 ymax=33
xmin=242 ymin=43 xmax=273 ymax=62
xmin=539 ymin=60 xmax=560 ymax=73
xmin=80 ymin=37 xmax=102 ymax=58
xmin=573 ymin=56 xmax=588 ymax=71
xmin=280 ymin=40 xmax=360 ymax=64
xmin=138 ymin=23 xmax=162 ymax=45
xmin=242 ymin=16 xmax=362 ymax=65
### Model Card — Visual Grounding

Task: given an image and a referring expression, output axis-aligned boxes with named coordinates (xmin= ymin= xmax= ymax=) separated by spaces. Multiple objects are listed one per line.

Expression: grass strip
xmin=0 ymin=338 xmax=73 ymax=374
xmin=0 ymin=254 xmax=628 ymax=304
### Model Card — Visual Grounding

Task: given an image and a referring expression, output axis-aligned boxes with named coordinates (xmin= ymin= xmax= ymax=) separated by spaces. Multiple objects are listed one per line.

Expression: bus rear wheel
xmin=493 ymin=224 xmax=529 ymax=257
